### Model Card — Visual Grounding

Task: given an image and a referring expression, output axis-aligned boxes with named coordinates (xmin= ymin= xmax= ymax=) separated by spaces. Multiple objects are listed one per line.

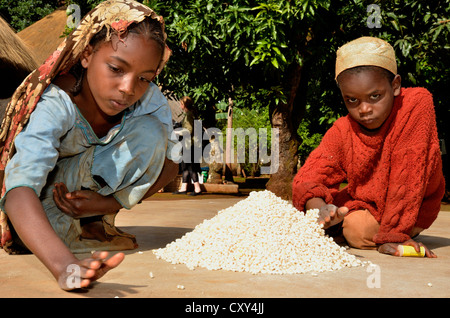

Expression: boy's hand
xmin=318 ymin=204 xmax=349 ymax=229
xmin=378 ymin=239 xmax=437 ymax=258
xmin=52 ymin=182 xmax=121 ymax=218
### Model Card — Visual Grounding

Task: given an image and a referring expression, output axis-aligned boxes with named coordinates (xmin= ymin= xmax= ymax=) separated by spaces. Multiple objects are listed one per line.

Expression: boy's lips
xmin=360 ymin=118 xmax=375 ymax=125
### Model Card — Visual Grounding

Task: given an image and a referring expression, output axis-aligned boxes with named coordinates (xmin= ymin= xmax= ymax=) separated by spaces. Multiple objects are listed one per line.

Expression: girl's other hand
xmin=52 ymin=182 xmax=120 ymax=218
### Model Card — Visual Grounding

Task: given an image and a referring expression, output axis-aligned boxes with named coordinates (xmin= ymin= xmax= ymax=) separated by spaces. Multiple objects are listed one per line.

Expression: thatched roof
xmin=17 ymin=7 xmax=67 ymax=65
xmin=0 ymin=16 xmax=38 ymax=98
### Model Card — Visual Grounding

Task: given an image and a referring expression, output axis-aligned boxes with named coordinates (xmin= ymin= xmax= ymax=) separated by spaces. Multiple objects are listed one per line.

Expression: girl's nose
xmin=119 ymin=75 xmax=135 ymax=96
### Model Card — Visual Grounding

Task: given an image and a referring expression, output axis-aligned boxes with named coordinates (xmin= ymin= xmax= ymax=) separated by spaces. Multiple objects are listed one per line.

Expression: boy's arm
xmin=292 ymin=123 xmax=347 ymax=212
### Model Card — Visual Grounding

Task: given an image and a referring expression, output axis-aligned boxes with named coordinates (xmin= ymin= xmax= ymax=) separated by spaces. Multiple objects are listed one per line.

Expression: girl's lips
xmin=111 ymin=100 xmax=128 ymax=109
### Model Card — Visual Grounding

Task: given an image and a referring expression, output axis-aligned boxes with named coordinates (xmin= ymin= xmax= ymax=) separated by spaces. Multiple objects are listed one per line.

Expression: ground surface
xmin=1 ymin=193 xmax=449 ymax=300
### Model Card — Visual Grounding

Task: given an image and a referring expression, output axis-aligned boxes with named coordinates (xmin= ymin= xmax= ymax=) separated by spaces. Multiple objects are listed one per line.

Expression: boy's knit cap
xmin=335 ymin=36 xmax=397 ymax=79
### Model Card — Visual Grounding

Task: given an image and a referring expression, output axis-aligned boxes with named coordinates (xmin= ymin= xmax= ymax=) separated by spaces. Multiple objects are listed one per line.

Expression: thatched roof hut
xmin=17 ymin=7 xmax=67 ymax=65
xmin=0 ymin=16 xmax=38 ymax=99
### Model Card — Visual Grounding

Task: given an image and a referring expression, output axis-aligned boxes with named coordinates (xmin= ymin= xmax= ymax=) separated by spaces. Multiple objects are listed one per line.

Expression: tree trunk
xmin=265 ymin=63 xmax=304 ymax=200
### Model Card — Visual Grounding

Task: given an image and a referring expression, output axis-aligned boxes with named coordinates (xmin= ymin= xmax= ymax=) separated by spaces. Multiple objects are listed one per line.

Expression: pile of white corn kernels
xmin=153 ymin=190 xmax=363 ymax=274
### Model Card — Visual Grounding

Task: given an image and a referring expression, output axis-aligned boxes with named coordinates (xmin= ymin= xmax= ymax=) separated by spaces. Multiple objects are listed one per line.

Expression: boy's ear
xmin=392 ymin=74 xmax=402 ymax=96
xmin=80 ymin=45 xmax=94 ymax=68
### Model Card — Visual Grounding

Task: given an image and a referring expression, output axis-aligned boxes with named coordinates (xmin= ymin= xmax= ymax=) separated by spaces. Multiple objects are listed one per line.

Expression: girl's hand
xmin=52 ymin=182 xmax=121 ymax=218
xmin=318 ymin=204 xmax=349 ymax=229
xmin=378 ymin=239 xmax=437 ymax=258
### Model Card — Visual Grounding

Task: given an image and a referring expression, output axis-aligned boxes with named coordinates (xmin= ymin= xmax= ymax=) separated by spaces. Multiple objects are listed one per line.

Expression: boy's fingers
xmin=378 ymin=243 xmax=400 ymax=256
xmin=337 ymin=206 xmax=349 ymax=217
xmin=339 ymin=206 xmax=349 ymax=213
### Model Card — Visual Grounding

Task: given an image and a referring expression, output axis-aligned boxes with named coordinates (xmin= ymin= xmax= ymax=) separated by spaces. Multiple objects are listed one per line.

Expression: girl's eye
xmin=108 ymin=64 xmax=121 ymax=73
xmin=347 ymin=98 xmax=357 ymax=103
xmin=370 ymin=94 xmax=380 ymax=100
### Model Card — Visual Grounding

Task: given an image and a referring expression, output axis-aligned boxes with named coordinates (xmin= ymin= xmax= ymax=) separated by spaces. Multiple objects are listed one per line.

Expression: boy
xmin=292 ymin=36 xmax=445 ymax=257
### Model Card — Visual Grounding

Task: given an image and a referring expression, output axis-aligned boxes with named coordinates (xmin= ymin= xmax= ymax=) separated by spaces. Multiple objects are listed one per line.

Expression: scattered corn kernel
xmin=153 ymin=190 xmax=363 ymax=275
xmin=177 ymin=285 xmax=185 ymax=290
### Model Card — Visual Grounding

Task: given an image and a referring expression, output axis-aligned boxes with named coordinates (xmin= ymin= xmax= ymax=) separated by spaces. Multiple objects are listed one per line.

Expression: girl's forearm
xmin=4 ymin=187 xmax=78 ymax=279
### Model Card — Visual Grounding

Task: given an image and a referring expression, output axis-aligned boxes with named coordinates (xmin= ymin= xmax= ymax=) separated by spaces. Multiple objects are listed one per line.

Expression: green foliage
xmin=297 ymin=116 xmax=323 ymax=165
xmin=147 ymin=0 xmax=331 ymax=123
xmin=147 ymin=0 xmax=449 ymax=173
xmin=214 ymin=86 xmax=275 ymax=176
xmin=5 ymin=0 xmax=448 ymax=178
xmin=295 ymin=0 xmax=450 ymax=163
xmin=0 ymin=0 xmax=59 ymax=31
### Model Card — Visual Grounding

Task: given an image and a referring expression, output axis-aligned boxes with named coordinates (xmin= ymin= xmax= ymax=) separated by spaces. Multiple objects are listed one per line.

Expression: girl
xmin=0 ymin=0 xmax=178 ymax=290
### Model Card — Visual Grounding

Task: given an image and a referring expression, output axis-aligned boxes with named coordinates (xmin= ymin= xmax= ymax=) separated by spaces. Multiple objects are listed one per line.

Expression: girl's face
xmin=338 ymin=69 xmax=401 ymax=131
xmin=81 ymin=33 xmax=162 ymax=116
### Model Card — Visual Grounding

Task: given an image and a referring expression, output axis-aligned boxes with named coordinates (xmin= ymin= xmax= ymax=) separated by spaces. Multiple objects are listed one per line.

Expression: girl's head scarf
xmin=0 ymin=0 xmax=171 ymax=189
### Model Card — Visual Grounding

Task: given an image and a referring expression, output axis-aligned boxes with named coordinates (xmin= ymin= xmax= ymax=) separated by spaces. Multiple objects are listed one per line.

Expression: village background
xmin=1 ymin=0 xmax=450 ymax=300
xmin=1 ymin=0 xmax=449 ymax=201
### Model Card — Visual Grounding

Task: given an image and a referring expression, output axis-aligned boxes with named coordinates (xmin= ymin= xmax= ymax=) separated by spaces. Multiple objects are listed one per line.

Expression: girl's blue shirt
xmin=2 ymin=82 xmax=176 ymax=201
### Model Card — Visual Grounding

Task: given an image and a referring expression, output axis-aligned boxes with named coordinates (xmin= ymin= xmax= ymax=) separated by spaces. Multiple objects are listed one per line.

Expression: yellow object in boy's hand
xmin=397 ymin=245 xmax=425 ymax=257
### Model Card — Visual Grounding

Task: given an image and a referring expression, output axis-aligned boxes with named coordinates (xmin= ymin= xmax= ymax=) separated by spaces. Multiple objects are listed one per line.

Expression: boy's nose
xmin=359 ymin=102 xmax=372 ymax=116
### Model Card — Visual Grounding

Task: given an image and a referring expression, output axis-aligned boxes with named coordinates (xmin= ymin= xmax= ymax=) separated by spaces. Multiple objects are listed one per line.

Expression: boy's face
xmin=81 ymin=33 xmax=162 ymax=116
xmin=338 ymin=68 xmax=401 ymax=131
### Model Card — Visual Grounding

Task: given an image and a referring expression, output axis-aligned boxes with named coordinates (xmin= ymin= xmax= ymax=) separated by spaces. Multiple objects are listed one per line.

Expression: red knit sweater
xmin=292 ymin=87 xmax=445 ymax=244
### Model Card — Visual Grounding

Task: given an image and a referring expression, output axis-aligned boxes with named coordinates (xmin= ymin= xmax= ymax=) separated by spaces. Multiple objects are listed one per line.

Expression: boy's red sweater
xmin=292 ymin=87 xmax=445 ymax=244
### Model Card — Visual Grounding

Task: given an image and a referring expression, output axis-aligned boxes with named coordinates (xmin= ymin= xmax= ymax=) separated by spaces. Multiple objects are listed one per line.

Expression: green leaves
xmin=0 ymin=0 xmax=59 ymax=31
xmin=250 ymin=40 xmax=288 ymax=69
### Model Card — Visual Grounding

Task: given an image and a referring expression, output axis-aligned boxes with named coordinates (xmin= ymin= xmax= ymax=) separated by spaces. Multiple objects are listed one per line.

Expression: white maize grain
xmin=153 ymin=190 xmax=363 ymax=275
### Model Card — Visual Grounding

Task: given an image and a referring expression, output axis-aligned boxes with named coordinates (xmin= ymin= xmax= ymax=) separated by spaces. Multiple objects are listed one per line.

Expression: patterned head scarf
xmin=0 ymin=0 xmax=170 ymax=249
xmin=335 ymin=36 xmax=397 ymax=80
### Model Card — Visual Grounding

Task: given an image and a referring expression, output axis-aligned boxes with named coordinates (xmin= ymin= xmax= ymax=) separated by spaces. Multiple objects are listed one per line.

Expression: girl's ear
xmin=392 ymin=74 xmax=402 ymax=96
xmin=80 ymin=45 xmax=94 ymax=68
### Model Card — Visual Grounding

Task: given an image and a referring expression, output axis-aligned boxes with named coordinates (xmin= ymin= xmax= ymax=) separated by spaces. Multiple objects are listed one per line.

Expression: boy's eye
xmin=139 ymin=76 xmax=151 ymax=83
xmin=347 ymin=98 xmax=358 ymax=103
xmin=370 ymin=94 xmax=380 ymax=100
